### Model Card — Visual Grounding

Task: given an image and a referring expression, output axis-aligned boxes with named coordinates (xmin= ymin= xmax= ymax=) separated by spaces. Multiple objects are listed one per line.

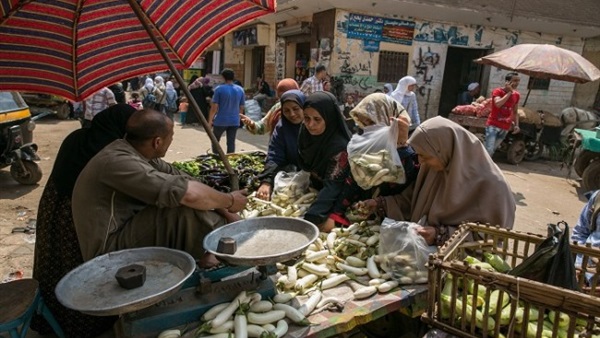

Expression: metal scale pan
xmin=55 ymin=247 xmax=195 ymax=316
xmin=203 ymin=216 xmax=319 ymax=266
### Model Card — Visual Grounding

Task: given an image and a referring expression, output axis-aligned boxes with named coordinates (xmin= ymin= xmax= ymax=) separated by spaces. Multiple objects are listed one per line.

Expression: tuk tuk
xmin=0 ymin=91 xmax=43 ymax=184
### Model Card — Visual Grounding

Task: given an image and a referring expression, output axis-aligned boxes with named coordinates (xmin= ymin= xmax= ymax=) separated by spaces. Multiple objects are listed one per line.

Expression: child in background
xmin=178 ymin=96 xmax=189 ymax=125
xmin=127 ymin=92 xmax=143 ymax=110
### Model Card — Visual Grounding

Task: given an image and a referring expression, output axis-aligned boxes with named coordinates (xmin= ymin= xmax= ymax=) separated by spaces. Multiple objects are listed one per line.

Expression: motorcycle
xmin=0 ymin=91 xmax=47 ymax=185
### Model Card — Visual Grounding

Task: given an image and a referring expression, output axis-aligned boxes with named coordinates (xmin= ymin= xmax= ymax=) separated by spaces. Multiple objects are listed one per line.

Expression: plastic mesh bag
xmin=347 ymin=122 xmax=406 ymax=190
xmin=378 ymin=218 xmax=429 ymax=284
xmin=272 ymin=171 xmax=310 ymax=202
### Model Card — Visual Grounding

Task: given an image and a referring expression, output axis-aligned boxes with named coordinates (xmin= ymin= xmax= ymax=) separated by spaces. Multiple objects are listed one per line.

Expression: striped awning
xmin=0 ymin=0 xmax=276 ymax=101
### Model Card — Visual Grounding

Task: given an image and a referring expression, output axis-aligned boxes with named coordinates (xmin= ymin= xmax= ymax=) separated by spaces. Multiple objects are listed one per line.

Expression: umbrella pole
xmin=523 ymin=89 xmax=531 ymax=107
xmin=127 ymin=0 xmax=239 ymax=191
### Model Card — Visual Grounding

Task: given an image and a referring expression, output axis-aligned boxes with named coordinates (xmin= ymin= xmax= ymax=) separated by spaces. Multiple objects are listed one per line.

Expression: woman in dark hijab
xmin=31 ymin=104 xmax=136 ymax=337
xmin=255 ymin=90 xmax=306 ymax=200
xmin=299 ymin=91 xmax=353 ymax=231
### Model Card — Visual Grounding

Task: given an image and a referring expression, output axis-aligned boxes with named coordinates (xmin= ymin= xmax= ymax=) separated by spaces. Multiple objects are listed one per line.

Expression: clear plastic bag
xmin=347 ymin=122 xmax=406 ymax=190
xmin=379 ymin=218 xmax=429 ymax=284
xmin=272 ymin=171 xmax=310 ymax=202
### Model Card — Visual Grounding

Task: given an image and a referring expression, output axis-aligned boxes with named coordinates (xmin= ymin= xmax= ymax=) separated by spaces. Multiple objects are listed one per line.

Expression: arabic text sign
xmin=347 ymin=13 xmax=414 ymax=45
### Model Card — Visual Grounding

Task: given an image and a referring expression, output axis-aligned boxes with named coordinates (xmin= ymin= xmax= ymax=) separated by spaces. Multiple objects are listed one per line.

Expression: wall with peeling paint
xmin=332 ymin=8 xmax=586 ymax=120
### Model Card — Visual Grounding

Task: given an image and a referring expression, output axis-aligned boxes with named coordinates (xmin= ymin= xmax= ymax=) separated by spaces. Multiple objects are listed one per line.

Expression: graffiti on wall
xmin=319 ymin=38 xmax=332 ymax=69
xmin=412 ymin=46 xmax=440 ymax=86
xmin=339 ymin=59 xmax=372 ymax=75
xmin=336 ymin=74 xmax=377 ymax=91
xmin=414 ymin=22 xmax=469 ymax=45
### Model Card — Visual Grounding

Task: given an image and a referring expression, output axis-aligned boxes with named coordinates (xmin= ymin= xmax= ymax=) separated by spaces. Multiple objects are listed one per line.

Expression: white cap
xmin=467 ymin=82 xmax=480 ymax=91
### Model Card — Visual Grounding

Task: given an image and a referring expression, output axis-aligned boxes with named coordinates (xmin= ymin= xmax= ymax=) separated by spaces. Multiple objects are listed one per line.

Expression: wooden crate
xmin=422 ymin=223 xmax=600 ymax=338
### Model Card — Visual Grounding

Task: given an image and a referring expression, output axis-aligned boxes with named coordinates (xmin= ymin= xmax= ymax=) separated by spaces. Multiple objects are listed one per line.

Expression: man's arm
xmin=181 ymin=181 xmax=247 ymax=212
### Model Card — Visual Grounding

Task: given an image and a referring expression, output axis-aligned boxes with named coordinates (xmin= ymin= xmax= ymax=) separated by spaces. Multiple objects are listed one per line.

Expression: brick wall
xmin=264 ymin=63 xmax=276 ymax=90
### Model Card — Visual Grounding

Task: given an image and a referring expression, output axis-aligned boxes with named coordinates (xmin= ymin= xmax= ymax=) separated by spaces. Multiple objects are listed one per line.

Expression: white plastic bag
xmin=378 ymin=218 xmax=429 ymax=284
xmin=347 ymin=122 xmax=406 ymax=190
xmin=272 ymin=171 xmax=310 ymax=202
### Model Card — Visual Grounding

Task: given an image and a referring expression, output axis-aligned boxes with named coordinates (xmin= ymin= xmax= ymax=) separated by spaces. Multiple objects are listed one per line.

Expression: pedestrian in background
xmin=127 ymin=92 xmax=143 ymax=110
xmin=165 ymin=81 xmax=178 ymax=120
xmin=383 ymin=83 xmax=394 ymax=96
xmin=82 ymin=87 xmax=116 ymax=128
xmin=458 ymin=82 xmax=480 ymax=105
xmin=209 ymin=68 xmax=245 ymax=153
xmin=178 ymin=96 xmax=189 ymax=125
xmin=391 ymin=76 xmax=420 ymax=133
xmin=108 ymin=82 xmax=125 ymax=104
xmin=484 ymin=72 xmax=521 ymax=156
xmin=153 ymin=75 xmax=167 ymax=114
xmin=300 ymin=64 xmax=327 ymax=96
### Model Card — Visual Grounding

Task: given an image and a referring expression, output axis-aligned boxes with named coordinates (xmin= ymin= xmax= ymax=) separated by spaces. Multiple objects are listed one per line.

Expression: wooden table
xmin=285 ymin=284 xmax=429 ymax=338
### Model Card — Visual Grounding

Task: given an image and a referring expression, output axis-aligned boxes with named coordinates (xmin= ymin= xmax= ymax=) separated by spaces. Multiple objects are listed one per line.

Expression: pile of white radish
xmin=273 ymin=220 xmax=420 ymax=308
xmin=176 ymin=290 xmax=314 ymax=338
xmin=240 ymin=190 xmax=317 ymax=219
xmin=349 ymin=150 xmax=405 ymax=189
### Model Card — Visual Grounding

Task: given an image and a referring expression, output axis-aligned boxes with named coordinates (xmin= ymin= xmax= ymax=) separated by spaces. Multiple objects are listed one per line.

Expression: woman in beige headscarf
xmin=357 ymin=116 xmax=515 ymax=245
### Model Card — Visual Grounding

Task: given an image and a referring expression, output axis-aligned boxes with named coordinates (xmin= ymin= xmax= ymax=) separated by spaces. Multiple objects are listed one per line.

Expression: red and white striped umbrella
xmin=0 ymin=0 xmax=276 ymax=101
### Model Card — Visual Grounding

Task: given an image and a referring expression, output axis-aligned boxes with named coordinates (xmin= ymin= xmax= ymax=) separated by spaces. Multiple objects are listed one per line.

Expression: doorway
xmin=252 ymin=47 xmax=266 ymax=82
xmin=438 ymin=47 xmax=489 ymax=117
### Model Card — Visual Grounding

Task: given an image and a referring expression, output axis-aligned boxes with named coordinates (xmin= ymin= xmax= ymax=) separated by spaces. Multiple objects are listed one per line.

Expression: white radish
xmin=337 ymin=263 xmax=368 ymax=276
xmin=301 ymin=263 xmax=330 ymax=276
xmin=344 ymin=239 xmax=366 ymax=247
xmin=296 ymin=268 xmax=310 ymax=278
xmin=234 ymin=313 xmax=247 ymax=338
xmin=247 ymin=310 xmax=286 ymax=325
xmin=209 ymin=320 xmax=234 ymax=333
xmin=368 ymin=278 xmax=387 ymax=286
xmin=353 ymin=285 xmax=378 ymax=299
xmin=320 ymin=274 xmax=350 ymax=290
xmin=286 ymin=266 xmax=297 ymax=285
xmin=198 ymin=334 xmax=235 ymax=338
xmin=249 ymin=300 xmax=273 ymax=313
xmin=201 ymin=302 xmax=230 ymax=321
xmin=377 ymin=280 xmax=399 ymax=293
xmin=272 ymin=292 xmax=295 ymax=303
xmin=366 ymin=256 xmax=381 ymax=279
xmin=295 ymin=274 xmax=319 ymax=292
xmin=247 ymin=324 xmax=267 ymax=337
xmin=249 ymin=292 xmax=262 ymax=304
xmin=381 ymin=272 xmax=392 ymax=280
xmin=262 ymin=323 xmax=276 ymax=332
xmin=314 ymin=237 xmax=325 ymax=251
xmin=316 ymin=296 xmax=343 ymax=309
xmin=305 ymin=250 xmax=329 ymax=262
xmin=157 ymin=329 xmax=181 ymax=338
xmin=273 ymin=303 xmax=310 ymax=325
xmin=326 ymin=232 xmax=336 ymax=250
xmin=298 ymin=290 xmax=322 ymax=316
xmin=272 ymin=319 xmax=289 ymax=338
xmin=307 ymin=243 xmax=318 ymax=251
xmin=346 ymin=256 xmax=367 ymax=267
xmin=366 ymin=234 xmax=379 ymax=246
xmin=211 ymin=291 xmax=249 ymax=328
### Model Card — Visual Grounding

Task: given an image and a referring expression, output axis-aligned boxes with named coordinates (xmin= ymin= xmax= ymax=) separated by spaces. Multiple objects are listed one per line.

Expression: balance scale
xmin=55 ymin=217 xmax=318 ymax=338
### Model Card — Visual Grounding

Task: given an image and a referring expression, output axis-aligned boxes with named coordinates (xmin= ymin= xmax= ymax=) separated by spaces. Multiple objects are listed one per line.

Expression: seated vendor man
xmin=72 ymin=109 xmax=248 ymax=264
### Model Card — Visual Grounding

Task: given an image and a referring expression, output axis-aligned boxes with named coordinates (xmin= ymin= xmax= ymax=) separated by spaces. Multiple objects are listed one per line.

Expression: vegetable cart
xmin=571 ymin=128 xmax=600 ymax=192
xmin=447 ymin=113 xmax=528 ymax=164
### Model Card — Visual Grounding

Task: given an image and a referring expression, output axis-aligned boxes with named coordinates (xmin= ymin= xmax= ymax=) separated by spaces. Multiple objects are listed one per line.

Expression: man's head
xmin=125 ymin=110 xmax=174 ymax=159
xmin=315 ymin=65 xmax=327 ymax=80
xmin=505 ymin=72 xmax=520 ymax=89
xmin=221 ymin=68 xmax=235 ymax=82
xmin=467 ymin=82 xmax=480 ymax=95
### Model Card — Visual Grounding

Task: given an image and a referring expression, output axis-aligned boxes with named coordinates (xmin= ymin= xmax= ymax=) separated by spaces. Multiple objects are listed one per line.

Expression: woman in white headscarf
xmin=139 ymin=77 xmax=157 ymax=109
xmin=153 ymin=75 xmax=167 ymax=113
xmin=383 ymin=83 xmax=394 ymax=96
xmin=164 ymin=81 xmax=178 ymax=120
xmin=391 ymin=76 xmax=420 ymax=132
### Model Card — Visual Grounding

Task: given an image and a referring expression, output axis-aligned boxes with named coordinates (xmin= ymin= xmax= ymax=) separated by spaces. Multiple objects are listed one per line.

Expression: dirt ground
xmin=0 ymin=114 xmax=589 ymax=283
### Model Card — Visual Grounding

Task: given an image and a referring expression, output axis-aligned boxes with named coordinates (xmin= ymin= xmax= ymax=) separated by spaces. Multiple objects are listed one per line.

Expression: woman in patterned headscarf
xmin=358 ymin=116 xmax=515 ymax=246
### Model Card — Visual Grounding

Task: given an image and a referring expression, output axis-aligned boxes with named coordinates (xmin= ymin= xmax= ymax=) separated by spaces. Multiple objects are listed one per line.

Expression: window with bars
xmin=377 ymin=51 xmax=409 ymax=83
xmin=527 ymin=77 xmax=551 ymax=90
